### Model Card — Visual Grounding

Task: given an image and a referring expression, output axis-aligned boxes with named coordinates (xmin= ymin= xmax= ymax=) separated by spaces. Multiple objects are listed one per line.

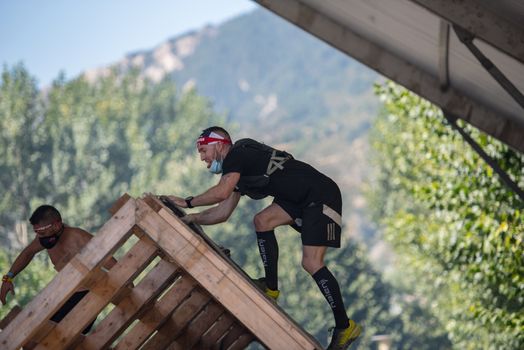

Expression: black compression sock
xmin=312 ymin=266 xmax=350 ymax=329
xmin=256 ymin=230 xmax=279 ymax=290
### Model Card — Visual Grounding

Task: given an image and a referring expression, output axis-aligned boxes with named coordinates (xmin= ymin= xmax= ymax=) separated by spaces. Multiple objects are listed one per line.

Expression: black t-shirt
xmin=222 ymin=138 xmax=337 ymax=205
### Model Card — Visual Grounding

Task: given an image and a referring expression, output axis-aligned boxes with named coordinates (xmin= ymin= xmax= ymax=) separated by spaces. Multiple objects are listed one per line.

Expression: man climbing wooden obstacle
xmin=1 ymin=205 xmax=116 ymax=347
xmin=166 ymin=126 xmax=361 ymax=349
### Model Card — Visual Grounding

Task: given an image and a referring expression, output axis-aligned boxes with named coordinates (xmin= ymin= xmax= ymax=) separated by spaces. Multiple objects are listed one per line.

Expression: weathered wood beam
xmin=136 ymin=197 xmax=322 ymax=350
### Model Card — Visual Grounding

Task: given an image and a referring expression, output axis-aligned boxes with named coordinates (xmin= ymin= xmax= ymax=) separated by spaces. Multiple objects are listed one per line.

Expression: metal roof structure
xmin=255 ymin=0 xmax=524 ymax=153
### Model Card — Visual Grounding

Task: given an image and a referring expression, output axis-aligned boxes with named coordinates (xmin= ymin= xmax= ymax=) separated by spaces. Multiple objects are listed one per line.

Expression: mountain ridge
xmin=84 ymin=7 xmax=382 ymax=244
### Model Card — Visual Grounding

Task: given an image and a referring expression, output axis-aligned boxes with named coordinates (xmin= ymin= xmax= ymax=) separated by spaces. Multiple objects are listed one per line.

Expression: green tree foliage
xmin=1 ymin=65 xmax=222 ymax=239
xmin=0 ymin=64 xmax=46 ymax=248
xmin=1 ymin=64 xmax=451 ymax=348
xmin=369 ymin=81 xmax=524 ymax=349
xmin=0 ymin=64 xmax=224 ymax=317
xmin=42 ymin=70 xmax=223 ymax=228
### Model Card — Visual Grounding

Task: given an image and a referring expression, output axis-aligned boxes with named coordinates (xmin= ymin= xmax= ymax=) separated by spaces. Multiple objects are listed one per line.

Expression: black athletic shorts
xmin=273 ymin=184 xmax=342 ymax=248
xmin=50 ymin=290 xmax=95 ymax=334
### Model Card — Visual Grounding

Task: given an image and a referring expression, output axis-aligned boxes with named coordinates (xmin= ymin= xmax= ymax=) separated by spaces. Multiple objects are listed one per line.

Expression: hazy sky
xmin=0 ymin=0 xmax=257 ymax=87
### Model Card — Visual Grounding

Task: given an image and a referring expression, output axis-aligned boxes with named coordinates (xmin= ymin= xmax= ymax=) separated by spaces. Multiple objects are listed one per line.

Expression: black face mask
xmin=38 ymin=226 xmax=63 ymax=249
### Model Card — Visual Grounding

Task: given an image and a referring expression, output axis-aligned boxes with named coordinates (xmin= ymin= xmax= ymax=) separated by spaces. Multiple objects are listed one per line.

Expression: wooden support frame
xmin=197 ymin=313 xmax=236 ymax=348
xmin=35 ymin=233 xmax=160 ymax=349
xmin=0 ymin=194 xmax=322 ymax=349
xmin=167 ymin=302 xmax=225 ymax=349
xmin=0 ymin=197 xmax=137 ymax=350
xmin=140 ymin=289 xmax=211 ymax=350
xmin=136 ymin=195 xmax=322 ymax=350
xmin=77 ymin=256 xmax=180 ymax=349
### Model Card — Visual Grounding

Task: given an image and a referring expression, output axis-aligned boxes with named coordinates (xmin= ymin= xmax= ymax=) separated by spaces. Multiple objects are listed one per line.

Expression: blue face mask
xmin=209 ymin=159 xmax=223 ymax=174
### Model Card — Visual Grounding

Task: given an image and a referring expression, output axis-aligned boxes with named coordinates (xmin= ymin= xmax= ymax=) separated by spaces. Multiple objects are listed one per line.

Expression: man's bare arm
xmin=169 ymin=172 xmax=240 ymax=208
xmin=185 ymin=191 xmax=241 ymax=225
xmin=6 ymin=239 xmax=44 ymax=277
xmin=1 ymin=239 xmax=43 ymax=305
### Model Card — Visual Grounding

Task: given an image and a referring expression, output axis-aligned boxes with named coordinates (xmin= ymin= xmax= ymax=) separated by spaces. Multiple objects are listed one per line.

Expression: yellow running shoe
xmin=327 ymin=320 xmax=362 ymax=350
xmin=251 ymin=277 xmax=280 ymax=300
xmin=264 ymin=287 xmax=280 ymax=300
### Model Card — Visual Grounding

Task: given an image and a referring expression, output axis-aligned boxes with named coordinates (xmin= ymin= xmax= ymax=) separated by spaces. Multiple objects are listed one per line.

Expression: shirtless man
xmin=1 ymin=204 xmax=115 ymax=334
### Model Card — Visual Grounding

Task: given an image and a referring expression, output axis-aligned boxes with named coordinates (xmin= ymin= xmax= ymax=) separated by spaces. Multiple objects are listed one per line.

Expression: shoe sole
xmin=345 ymin=324 xmax=362 ymax=349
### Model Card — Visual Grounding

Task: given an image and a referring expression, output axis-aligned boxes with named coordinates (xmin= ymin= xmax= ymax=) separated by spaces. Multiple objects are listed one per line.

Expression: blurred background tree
xmin=369 ymin=81 xmax=524 ymax=350
xmin=0 ymin=65 xmax=455 ymax=349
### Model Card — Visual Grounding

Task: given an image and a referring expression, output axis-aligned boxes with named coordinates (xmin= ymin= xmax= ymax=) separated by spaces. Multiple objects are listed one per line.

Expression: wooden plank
xmin=142 ymin=194 xmax=163 ymax=212
xmin=164 ymin=290 xmax=210 ymax=334
xmin=219 ymin=323 xmax=246 ymax=350
xmin=158 ymin=194 xmax=322 ymax=349
xmin=0 ymin=305 xmax=22 ymax=330
xmin=65 ymin=333 xmax=85 ymax=350
xmin=114 ymin=275 xmax=197 ymax=350
xmin=136 ymin=199 xmax=320 ymax=350
xmin=152 ymin=196 xmax=321 ymax=347
xmin=137 ymin=206 xmax=224 ymax=301
xmin=196 ymin=313 xmax=235 ymax=349
xmin=143 ymin=195 xmax=205 ymax=248
xmin=155 ymin=195 xmax=236 ymax=266
xmin=149 ymin=195 xmax=234 ymax=263
xmin=108 ymin=193 xmax=132 ymax=215
xmin=140 ymin=289 xmax=210 ymax=350
xmin=35 ymin=235 xmax=158 ymax=350
xmin=110 ymin=284 xmax=133 ymax=306
xmin=228 ymin=333 xmax=256 ymax=350
xmin=80 ymin=269 xmax=107 ymax=291
xmin=138 ymin=202 xmax=232 ymax=288
xmin=78 ymin=198 xmax=137 ymax=271
xmin=0 ymin=199 xmax=136 ymax=350
xmin=78 ymin=259 xmax=179 ymax=350
xmin=166 ymin=302 xmax=225 ymax=350
xmin=157 ymin=207 xmax=232 ymax=274
xmin=152 ymin=195 xmax=321 ymax=348
xmin=148 ymin=194 xmax=320 ymax=345
xmin=27 ymin=320 xmax=56 ymax=344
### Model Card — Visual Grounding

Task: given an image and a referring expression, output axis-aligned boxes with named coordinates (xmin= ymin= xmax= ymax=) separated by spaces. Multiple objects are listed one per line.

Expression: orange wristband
xmin=2 ymin=275 xmax=13 ymax=283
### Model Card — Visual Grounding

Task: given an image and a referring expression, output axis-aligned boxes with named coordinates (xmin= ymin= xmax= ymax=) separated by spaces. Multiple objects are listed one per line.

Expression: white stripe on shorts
xmin=322 ymin=204 xmax=342 ymax=226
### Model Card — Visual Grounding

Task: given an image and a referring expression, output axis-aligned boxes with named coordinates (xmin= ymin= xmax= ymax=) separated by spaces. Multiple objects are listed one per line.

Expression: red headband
xmin=196 ymin=136 xmax=232 ymax=146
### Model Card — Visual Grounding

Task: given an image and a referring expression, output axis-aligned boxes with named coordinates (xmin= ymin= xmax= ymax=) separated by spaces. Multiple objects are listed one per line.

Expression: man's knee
xmin=302 ymin=257 xmax=323 ymax=275
xmin=254 ymin=212 xmax=271 ymax=231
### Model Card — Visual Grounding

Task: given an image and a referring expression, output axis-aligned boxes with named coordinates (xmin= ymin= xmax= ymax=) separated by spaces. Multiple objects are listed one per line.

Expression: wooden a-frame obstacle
xmin=0 ymin=194 xmax=323 ymax=349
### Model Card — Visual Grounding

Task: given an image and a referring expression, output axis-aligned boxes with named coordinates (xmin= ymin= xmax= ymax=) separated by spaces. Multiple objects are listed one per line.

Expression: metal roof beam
xmin=438 ymin=20 xmax=450 ymax=91
xmin=410 ymin=0 xmax=524 ymax=64
xmin=254 ymin=0 xmax=524 ymax=153
xmin=453 ymin=25 xmax=524 ymax=110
